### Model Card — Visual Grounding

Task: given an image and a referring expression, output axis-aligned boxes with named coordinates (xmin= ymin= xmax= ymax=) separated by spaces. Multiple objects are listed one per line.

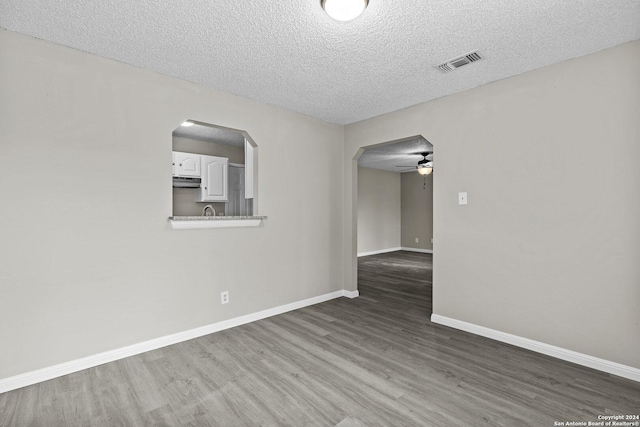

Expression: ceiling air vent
xmin=435 ymin=51 xmax=483 ymax=73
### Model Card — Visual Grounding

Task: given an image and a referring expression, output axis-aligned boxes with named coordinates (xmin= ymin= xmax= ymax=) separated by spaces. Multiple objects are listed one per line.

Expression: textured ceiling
xmin=173 ymin=122 xmax=245 ymax=147
xmin=1 ymin=1 xmax=639 ymax=125
xmin=358 ymin=136 xmax=433 ymax=173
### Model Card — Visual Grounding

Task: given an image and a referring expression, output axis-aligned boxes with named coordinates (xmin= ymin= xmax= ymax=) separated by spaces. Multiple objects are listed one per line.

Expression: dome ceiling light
xmin=321 ymin=0 xmax=369 ymax=22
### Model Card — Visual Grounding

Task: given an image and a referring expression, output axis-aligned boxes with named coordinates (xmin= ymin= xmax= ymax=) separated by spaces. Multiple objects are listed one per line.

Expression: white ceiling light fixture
xmin=181 ymin=121 xmax=194 ymax=127
xmin=418 ymin=164 xmax=432 ymax=175
xmin=321 ymin=0 xmax=368 ymax=22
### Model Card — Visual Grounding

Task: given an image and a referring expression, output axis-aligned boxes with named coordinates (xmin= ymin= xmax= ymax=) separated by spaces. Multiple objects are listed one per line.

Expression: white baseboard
xmin=343 ymin=290 xmax=359 ymax=298
xmin=400 ymin=247 xmax=433 ymax=254
xmin=431 ymin=314 xmax=640 ymax=383
xmin=0 ymin=289 xmax=358 ymax=394
xmin=357 ymin=247 xmax=402 ymax=257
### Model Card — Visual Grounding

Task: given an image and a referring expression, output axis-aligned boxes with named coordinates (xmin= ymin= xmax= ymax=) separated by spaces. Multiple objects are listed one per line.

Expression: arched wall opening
xmin=349 ymin=135 xmax=435 ymax=301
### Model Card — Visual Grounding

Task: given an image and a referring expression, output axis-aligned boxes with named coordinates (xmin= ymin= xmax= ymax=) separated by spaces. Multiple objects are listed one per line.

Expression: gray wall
xmin=0 ymin=30 xmax=344 ymax=379
xmin=172 ymin=136 xmax=245 ymax=216
xmin=357 ymin=167 xmax=401 ymax=254
xmin=344 ymin=40 xmax=640 ymax=369
xmin=2 ymin=27 xmax=638 ymax=382
xmin=401 ymin=171 xmax=433 ymax=251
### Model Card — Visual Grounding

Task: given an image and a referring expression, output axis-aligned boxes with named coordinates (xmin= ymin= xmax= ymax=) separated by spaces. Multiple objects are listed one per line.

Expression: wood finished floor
xmin=1 ymin=251 xmax=639 ymax=426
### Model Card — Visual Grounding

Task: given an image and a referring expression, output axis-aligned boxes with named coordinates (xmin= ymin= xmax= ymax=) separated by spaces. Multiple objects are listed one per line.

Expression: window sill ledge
xmin=169 ymin=216 xmax=266 ymax=229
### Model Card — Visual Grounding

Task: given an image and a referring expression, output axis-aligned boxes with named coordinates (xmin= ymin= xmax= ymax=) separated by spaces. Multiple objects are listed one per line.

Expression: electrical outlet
xmin=415 ymin=237 xmax=419 ymax=243
xmin=221 ymin=291 xmax=229 ymax=304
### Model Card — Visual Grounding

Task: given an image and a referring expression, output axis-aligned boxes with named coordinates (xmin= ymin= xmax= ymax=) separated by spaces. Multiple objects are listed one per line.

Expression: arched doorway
xmin=352 ymin=135 xmax=435 ymax=314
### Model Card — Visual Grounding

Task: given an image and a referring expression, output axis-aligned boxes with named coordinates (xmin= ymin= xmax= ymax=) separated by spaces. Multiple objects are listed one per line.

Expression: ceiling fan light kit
xmin=416 ymin=151 xmax=433 ymax=175
xmin=394 ymin=151 xmax=434 ymax=174
xmin=418 ymin=165 xmax=433 ymax=175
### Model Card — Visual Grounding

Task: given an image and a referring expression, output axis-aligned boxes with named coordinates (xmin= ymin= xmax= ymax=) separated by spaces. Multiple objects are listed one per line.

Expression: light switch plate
xmin=458 ymin=192 xmax=468 ymax=205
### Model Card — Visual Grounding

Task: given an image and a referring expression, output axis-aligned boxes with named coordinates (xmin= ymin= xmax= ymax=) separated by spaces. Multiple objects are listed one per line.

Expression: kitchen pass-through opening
xmin=172 ymin=120 xmax=257 ymax=218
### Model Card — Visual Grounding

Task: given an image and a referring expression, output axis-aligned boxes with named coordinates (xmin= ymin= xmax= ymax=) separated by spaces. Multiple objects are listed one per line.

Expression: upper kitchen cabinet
xmin=173 ymin=151 xmax=201 ymax=177
xmin=200 ymin=155 xmax=228 ymax=202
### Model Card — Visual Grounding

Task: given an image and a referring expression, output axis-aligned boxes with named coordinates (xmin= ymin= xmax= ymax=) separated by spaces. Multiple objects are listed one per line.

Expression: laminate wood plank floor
xmin=1 ymin=251 xmax=639 ymax=426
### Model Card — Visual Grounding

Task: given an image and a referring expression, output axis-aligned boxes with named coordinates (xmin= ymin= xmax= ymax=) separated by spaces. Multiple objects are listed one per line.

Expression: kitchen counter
xmin=169 ymin=215 xmax=267 ymax=229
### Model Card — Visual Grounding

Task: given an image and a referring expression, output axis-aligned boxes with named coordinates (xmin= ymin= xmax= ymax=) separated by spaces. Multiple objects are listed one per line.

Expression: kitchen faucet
xmin=202 ymin=205 xmax=216 ymax=217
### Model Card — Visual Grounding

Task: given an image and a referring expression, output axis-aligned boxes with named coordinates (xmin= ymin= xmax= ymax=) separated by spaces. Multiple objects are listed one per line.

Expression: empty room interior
xmin=1 ymin=0 xmax=639 ymax=425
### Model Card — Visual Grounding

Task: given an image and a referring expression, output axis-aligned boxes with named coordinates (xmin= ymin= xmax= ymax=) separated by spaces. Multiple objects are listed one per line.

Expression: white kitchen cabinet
xmin=200 ymin=155 xmax=228 ymax=202
xmin=173 ymin=151 xmax=201 ymax=177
